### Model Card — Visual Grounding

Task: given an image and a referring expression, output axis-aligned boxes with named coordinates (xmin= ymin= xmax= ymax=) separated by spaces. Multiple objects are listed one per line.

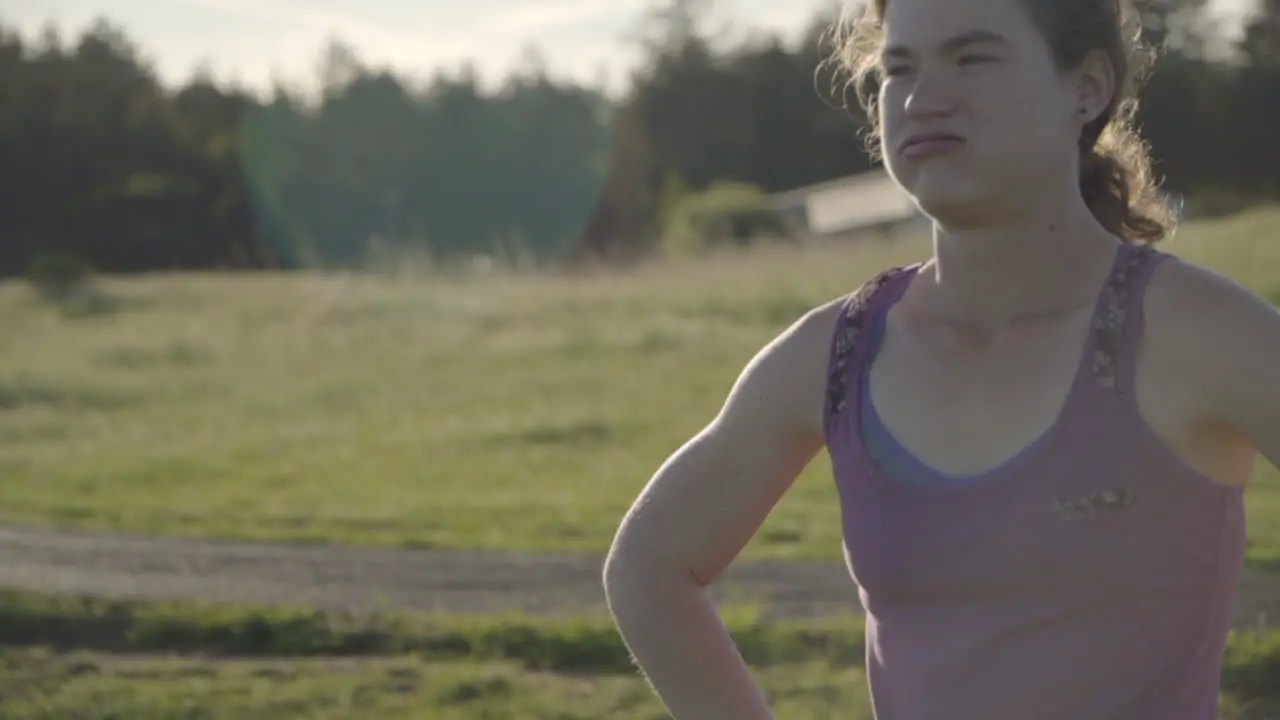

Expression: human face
xmin=877 ymin=0 xmax=1083 ymax=229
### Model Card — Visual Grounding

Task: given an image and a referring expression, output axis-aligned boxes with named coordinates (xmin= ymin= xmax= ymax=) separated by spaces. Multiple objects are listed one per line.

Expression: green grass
xmin=6 ymin=650 xmax=1279 ymax=720
xmin=0 ymin=588 xmax=875 ymax=718
xmin=1 ymin=207 xmax=1279 ymax=562
xmin=0 ymin=589 xmax=863 ymax=671
xmin=0 ymin=651 xmax=877 ymax=720
xmin=0 ymin=588 xmax=1278 ymax=719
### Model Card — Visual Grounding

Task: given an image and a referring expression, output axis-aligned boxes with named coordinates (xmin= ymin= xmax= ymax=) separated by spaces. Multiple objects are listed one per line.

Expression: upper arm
xmin=604 ymin=299 xmax=842 ymax=587
xmin=1157 ymin=259 xmax=1280 ymax=468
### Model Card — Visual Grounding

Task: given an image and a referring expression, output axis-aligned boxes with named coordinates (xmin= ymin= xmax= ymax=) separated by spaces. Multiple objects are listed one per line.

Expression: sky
xmin=0 ymin=0 xmax=1259 ymax=98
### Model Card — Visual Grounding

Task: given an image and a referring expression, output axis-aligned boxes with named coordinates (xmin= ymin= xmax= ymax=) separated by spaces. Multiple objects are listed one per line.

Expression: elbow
xmin=602 ymin=536 xmax=646 ymax=607
xmin=602 ymin=534 xmax=699 ymax=618
xmin=604 ymin=533 xmax=662 ymax=607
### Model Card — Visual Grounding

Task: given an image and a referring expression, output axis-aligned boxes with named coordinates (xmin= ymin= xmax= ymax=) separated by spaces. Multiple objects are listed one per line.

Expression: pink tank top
xmin=823 ymin=243 xmax=1247 ymax=719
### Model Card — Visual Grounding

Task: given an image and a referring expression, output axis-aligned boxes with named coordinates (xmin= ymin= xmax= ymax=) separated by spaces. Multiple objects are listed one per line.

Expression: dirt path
xmin=1 ymin=525 xmax=1278 ymax=628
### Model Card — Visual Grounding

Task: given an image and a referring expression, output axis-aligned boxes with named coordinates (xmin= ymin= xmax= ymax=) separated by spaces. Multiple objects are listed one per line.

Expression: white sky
xmin=0 ymin=0 xmax=1258 ymax=97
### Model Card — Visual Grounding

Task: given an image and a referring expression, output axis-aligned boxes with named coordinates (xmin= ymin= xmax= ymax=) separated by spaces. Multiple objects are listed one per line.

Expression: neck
xmin=922 ymin=194 xmax=1120 ymax=327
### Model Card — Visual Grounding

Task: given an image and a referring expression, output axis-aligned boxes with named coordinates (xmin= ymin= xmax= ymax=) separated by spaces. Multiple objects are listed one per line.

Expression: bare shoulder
xmin=719 ymin=294 xmax=848 ymax=441
xmin=1143 ymin=253 xmax=1277 ymax=364
xmin=1143 ymin=252 xmax=1280 ymax=449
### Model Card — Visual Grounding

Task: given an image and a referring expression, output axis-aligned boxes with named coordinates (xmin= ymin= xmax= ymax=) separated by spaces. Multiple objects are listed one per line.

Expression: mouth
xmin=900 ymin=132 xmax=965 ymax=157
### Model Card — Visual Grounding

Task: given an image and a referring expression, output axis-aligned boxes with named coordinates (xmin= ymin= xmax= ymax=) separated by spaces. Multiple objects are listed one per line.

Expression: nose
xmin=903 ymin=70 xmax=957 ymax=119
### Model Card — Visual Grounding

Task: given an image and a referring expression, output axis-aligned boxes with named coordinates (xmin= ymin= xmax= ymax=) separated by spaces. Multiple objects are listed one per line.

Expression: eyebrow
xmin=882 ymin=29 xmax=1012 ymax=60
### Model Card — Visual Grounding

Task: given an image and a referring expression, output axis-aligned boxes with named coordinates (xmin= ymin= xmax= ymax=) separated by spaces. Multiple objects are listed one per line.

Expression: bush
xmin=24 ymin=252 xmax=94 ymax=303
xmin=1181 ymin=190 xmax=1261 ymax=220
xmin=661 ymin=182 xmax=790 ymax=257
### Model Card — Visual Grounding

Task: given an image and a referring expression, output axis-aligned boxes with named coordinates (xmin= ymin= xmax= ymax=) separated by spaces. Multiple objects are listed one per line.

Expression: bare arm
xmin=1169 ymin=261 xmax=1280 ymax=469
xmin=602 ymin=300 xmax=840 ymax=720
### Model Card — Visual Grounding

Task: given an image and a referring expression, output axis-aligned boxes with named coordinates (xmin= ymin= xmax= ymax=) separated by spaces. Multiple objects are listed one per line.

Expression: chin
xmin=905 ymin=161 xmax=1048 ymax=230
xmin=902 ymin=172 xmax=997 ymax=226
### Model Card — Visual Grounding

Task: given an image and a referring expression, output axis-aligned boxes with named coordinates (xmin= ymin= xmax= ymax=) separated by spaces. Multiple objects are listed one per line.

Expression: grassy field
xmin=0 ymin=588 xmax=878 ymax=719
xmin=0 ymin=652 xmax=851 ymax=720
xmin=5 ymin=649 xmax=1277 ymax=719
xmin=2 ymin=207 xmax=1280 ymax=564
xmin=0 ymin=588 xmax=1276 ymax=719
xmin=3 ymin=208 xmax=1280 ymax=718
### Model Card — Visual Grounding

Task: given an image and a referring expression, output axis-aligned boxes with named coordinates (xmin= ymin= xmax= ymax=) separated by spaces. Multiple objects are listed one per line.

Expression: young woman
xmin=602 ymin=0 xmax=1280 ymax=717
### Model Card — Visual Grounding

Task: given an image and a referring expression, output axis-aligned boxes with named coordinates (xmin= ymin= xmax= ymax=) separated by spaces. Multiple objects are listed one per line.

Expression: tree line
xmin=0 ymin=0 xmax=1277 ymax=276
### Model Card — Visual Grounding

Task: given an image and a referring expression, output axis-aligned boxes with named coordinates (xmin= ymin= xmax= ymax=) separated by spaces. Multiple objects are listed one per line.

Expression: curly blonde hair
xmin=823 ymin=0 xmax=1177 ymax=243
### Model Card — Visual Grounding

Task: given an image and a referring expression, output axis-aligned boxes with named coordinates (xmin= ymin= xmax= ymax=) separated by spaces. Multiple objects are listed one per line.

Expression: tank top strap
xmin=1086 ymin=242 xmax=1168 ymax=395
xmin=824 ymin=264 xmax=918 ymax=439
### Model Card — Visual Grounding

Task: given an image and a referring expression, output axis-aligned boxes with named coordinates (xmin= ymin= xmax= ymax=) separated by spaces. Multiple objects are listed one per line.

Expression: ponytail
xmin=1078 ymin=102 xmax=1176 ymax=244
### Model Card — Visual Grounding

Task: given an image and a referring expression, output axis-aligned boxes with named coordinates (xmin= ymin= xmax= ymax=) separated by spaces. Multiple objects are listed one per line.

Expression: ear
xmin=1074 ymin=49 xmax=1116 ymax=124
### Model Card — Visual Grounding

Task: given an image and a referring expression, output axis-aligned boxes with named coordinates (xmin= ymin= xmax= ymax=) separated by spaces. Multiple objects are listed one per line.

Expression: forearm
xmin=604 ymin=556 xmax=774 ymax=720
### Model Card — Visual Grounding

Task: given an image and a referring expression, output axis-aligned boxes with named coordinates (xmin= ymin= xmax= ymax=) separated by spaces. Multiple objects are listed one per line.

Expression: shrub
xmin=24 ymin=251 xmax=94 ymax=303
xmin=661 ymin=182 xmax=790 ymax=257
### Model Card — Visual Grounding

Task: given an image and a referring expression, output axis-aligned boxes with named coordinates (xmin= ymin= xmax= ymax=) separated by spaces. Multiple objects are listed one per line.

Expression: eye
xmin=958 ymin=54 xmax=997 ymax=66
xmin=882 ymin=64 xmax=913 ymax=78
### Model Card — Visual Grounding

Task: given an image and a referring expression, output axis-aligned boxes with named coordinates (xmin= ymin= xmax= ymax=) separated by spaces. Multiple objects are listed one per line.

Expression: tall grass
xmin=0 ymin=587 xmax=1275 ymax=718
xmin=0 ymin=207 xmax=1276 ymax=561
